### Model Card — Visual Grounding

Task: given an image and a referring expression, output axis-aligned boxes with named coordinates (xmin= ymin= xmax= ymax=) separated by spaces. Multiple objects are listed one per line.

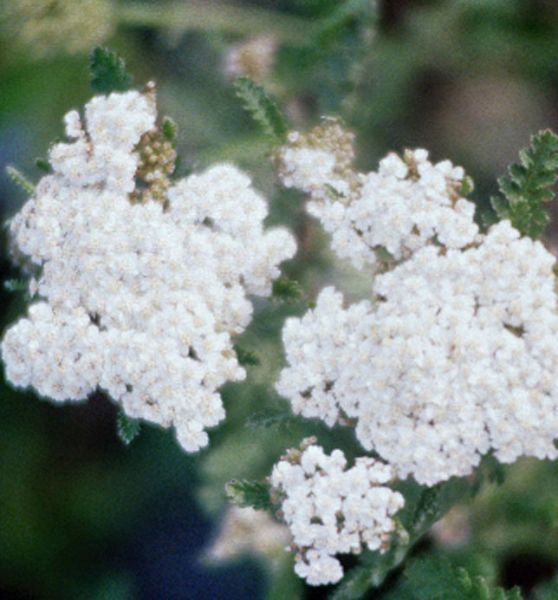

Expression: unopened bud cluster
xmin=132 ymin=126 xmax=177 ymax=204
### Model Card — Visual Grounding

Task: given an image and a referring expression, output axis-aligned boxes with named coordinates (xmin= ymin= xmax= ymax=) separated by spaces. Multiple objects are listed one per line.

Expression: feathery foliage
xmin=383 ymin=556 xmax=523 ymax=600
xmin=90 ymin=47 xmax=134 ymax=94
xmin=234 ymin=77 xmax=288 ymax=144
xmin=225 ymin=479 xmax=273 ymax=511
xmin=491 ymin=130 xmax=558 ymax=238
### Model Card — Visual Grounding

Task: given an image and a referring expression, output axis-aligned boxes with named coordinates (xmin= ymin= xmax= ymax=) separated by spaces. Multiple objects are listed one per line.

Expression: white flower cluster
xmin=279 ymin=126 xmax=479 ymax=269
xmin=277 ymin=218 xmax=558 ymax=485
xmin=270 ymin=443 xmax=404 ymax=586
xmin=277 ymin=121 xmax=558 ymax=485
xmin=2 ymin=90 xmax=296 ymax=452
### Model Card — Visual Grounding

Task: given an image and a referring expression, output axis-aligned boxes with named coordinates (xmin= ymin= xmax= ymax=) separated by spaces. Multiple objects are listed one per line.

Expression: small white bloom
xmin=271 ymin=444 xmax=404 ymax=585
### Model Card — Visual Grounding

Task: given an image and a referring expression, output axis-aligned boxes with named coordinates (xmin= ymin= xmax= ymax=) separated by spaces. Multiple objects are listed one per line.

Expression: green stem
xmin=116 ymin=2 xmax=311 ymax=44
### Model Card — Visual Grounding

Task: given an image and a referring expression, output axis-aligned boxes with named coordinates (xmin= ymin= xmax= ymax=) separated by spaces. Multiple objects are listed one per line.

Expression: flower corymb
xmin=2 ymin=89 xmax=296 ymax=452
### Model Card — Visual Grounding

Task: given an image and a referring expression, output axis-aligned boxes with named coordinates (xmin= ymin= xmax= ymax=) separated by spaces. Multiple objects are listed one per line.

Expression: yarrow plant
xmin=4 ymin=44 xmax=558 ymax=599
xmin=276 ymin=128 xmax=558 ymax=486
xmin=1 ymin=49 xmax=296 ymax=453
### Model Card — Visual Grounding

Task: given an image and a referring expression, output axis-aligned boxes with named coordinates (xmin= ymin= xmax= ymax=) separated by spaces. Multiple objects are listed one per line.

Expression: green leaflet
xmin=382 ymin=556 xmax=523 ymax=600
xmin=90 ymin=47 xmax=134 ymax=94
xmin=225 ymin=479 xmax=273 ymax=511
xmin=116 ymin=412 xmax=141 ymax=446
xmin=234 ymin=77 xmax=288 ymax=145
xmin=491 ymin=129 xmax=558 ymax=238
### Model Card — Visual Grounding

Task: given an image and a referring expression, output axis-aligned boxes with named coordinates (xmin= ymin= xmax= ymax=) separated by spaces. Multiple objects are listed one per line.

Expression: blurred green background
xmin=2 ymin=1 xmax=558 ymax=598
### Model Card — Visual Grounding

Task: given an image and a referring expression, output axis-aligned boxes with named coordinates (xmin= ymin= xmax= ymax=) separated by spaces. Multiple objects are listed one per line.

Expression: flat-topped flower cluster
xmin=1 ymin=89 xmax=295 ymax=452
xmin=270 ymin=441 xmax=404 ymax=585
xmin=277 ymin=124 xmax=558 ymax=485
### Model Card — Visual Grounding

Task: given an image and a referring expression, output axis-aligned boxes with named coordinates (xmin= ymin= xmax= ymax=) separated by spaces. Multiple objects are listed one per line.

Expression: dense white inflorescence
xmin=270 ymin=443 xmax=404 ymax=586
xmin=277 ymin=220 xmax=558 ymax=485
xmin=277 ymin=124 xmax=558 ymax=485
xmin=279 ymin=125 xmax=479 ymax=269
xmin=2 ymin=89 xmax=296 ymax=452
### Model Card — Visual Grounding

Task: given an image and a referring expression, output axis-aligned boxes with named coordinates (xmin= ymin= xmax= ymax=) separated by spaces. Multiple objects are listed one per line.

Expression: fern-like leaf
xmin=234 ymin=77 xmax=288 ymax=144
xmin=382 ymin=556 xmax=523 ymax=600
xmin=225 ymin=479 xmax=273 ymax=510
xmin=90 ymin=47 xmax=134 ymax=94
xmin=491 ymin=129 xmax=558 ymax=238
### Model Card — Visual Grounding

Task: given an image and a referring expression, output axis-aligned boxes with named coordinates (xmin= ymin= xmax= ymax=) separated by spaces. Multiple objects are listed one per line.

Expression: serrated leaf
xmin=272 ymin=276 xmax=303 ymax=302
xmin=491 ymin=129 xmax=558 ymax=238
xmin=381 ymin=556 xmax=523 ymax=600
xmin=225 ymin=479 xmax=272 ymax=510
xmin=234 ymin=77 xmax=288 ymax=144
xmin=116 ymin=412 xmax=141 ymax=445
xmin=90 ymin=47 xmax=134 ymax=94
xmin=233 ymin=345 xmax=260 ymax=366
xmin=6 ymin=166 xmax=35 ymax=195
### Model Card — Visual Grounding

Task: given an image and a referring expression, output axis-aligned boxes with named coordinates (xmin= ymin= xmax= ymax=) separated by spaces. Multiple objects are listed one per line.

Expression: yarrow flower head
xmin=276 ymin=126 xmax=558 ymax=486
xmin=278 ymin=124 xmax=477 ymax=269
xmin=2 ymin=87 xmax=296 ymax=452
xmin=270 ymin=439 xmax=404 ymax=586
